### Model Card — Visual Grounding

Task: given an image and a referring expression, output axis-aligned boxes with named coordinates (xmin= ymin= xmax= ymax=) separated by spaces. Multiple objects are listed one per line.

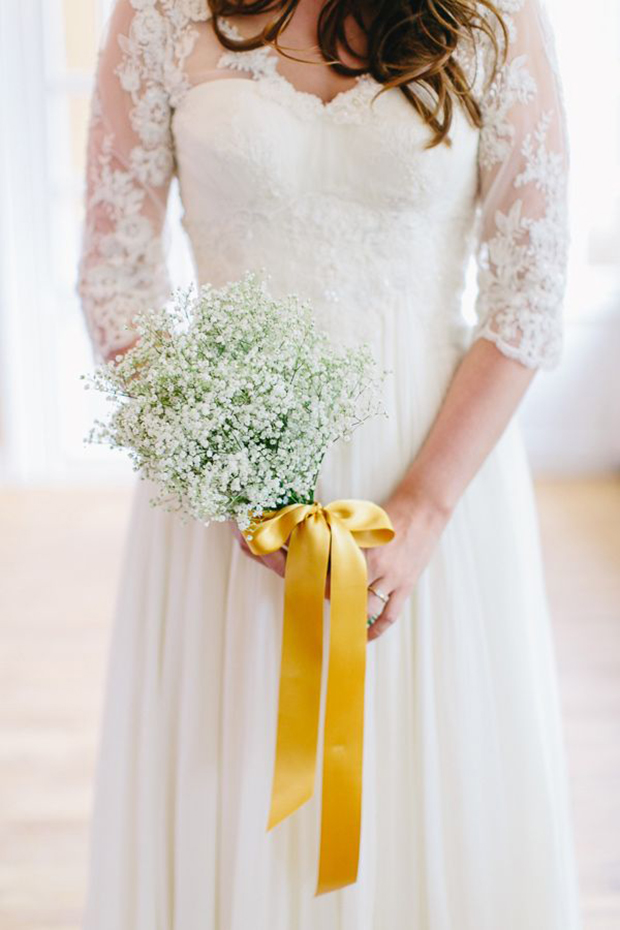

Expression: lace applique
xmin=215 ymin=17 xmax=382 ymax=124
xmin=215 ymin=19 xmax=278 ymax=80
xmin=78 ymin=107 xmax=173 ymax=357
xmin=79 ymin=0 xmax=568 ymax=372
xmin=476 ymin=112 xmax=567 ymax=367
xmin=478 ymin=54 xmax=538 ymax=170
xmin=472 ymin=0 xmax=569 ymax=368
xmin=181 ymin=193 xmax=461 ymax=351
xmin=78 ymin=0 xmax=205 ymax=359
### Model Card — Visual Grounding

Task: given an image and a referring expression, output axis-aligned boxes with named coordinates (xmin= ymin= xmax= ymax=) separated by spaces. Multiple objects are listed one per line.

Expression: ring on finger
xmin=368 ymin=584 xmax=390 ymax=605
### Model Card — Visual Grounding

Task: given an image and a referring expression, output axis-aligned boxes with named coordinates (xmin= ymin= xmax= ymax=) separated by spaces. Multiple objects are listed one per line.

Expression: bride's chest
xmin=171 ymin=77 xmax=481 ymax=215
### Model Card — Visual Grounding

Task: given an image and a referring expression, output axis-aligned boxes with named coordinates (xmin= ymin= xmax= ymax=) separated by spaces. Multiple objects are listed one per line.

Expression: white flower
xmin=86 ymin=272 xmax=386 ymax=529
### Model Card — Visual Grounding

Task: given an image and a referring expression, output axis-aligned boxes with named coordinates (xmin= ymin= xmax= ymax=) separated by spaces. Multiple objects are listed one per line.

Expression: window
xmin=549 ymin=0 xmax=620 ymax=319
xmin=0 ymin=0 xmax=118 ymax=481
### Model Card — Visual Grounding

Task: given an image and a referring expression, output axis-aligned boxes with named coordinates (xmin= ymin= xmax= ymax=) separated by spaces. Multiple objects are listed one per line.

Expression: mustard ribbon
xmin=243 ymin=499 xmax=394 ymax=895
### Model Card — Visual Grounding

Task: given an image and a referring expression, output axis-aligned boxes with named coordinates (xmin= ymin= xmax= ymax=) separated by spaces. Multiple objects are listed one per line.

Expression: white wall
xmin=521 ymin=308 xmax=620 ymax=474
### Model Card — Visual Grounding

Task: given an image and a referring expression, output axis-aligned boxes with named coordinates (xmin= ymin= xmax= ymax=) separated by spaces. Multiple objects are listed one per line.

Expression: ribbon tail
xmin=315 ymin=517 xmax=368 ymax=895
xmin=267 ymin=513 xmax=331 ymax=831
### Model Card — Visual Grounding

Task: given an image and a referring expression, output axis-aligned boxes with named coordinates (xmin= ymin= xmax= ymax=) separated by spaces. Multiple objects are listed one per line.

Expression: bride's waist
xmin=183 ymin=203 xmax=475 ymax=296
xmin=192 ymin=257 xmax=473 ymax=349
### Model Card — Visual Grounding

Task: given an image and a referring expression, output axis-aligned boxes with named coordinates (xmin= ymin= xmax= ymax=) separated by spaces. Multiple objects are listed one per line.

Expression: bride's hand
xmin=230 ymin=485 xmax=451 ymax=626
xmin=231 ymin=523 xmax=287 ymax=578
xmin=365 ymin=488 xmax=450 ymax=643
xmin=231 ymin=523 xmax=330 ymax=596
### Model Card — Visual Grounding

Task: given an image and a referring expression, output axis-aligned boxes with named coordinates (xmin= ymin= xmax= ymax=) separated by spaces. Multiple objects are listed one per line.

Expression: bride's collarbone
xmin=206 ymin=13 xmax=369 ymax=107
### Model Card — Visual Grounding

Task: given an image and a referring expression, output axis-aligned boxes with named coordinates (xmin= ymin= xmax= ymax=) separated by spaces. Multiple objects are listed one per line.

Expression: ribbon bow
xmin=244 ymin=499 xmax=394 ymax=895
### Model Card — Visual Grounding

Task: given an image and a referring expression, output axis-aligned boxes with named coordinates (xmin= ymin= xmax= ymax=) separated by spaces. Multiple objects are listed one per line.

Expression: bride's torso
xmin=162 ymin=10 xmax=482 ymax=348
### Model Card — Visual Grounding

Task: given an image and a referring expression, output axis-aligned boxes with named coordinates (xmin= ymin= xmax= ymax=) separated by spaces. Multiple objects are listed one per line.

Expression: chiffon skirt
xmin=81 ymin=337 xmax=582 ymax=930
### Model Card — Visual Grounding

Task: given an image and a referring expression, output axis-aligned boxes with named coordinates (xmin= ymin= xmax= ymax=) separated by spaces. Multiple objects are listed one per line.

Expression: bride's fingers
xmin=260 ymin=549 xmax=287 ymax=578
xmin=239 ymin=546 xmax=287 ymax=579
xmin=323 ymin=574 xmax=391 ymax=606
xmin=231 ymin=524 xmax=251 ymax=551
xmin=367 ymin=587 xmax=407 ymax=642
xmin=230 ymin=525 xmax=287 ymax=578
xmin=233 ymin=531 xmax=265 ymax=565
xmin=366 ymin=576 xmax=392 ymax=618
xmin=238 ymin=546 xmax=264 ymax=566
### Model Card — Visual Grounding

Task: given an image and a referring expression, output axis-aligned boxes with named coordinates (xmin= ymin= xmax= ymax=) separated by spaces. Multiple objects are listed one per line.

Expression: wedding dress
xmin=77 ymin=1 xmax=582 ymax=927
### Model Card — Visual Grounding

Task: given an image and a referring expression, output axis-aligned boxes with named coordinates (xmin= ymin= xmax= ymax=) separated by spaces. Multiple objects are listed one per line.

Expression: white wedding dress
xmin=77 ymin=1 xmax=582 ymax=927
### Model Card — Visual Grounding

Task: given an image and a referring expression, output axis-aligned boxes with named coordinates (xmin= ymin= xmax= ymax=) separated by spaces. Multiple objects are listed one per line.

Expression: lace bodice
xmin=77 ymin=0 xmax=569 ymax=369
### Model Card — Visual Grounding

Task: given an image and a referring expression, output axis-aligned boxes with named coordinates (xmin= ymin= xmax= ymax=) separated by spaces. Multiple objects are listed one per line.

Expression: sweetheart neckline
xmin=173 ymin=71 xmax=383 ymax=128
xmin=213 ymin=15 xmax=382 ymax=115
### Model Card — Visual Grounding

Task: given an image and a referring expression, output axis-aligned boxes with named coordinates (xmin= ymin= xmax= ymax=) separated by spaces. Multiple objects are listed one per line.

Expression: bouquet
xmin=84 ymin=271 xmax=395 ymax=896
xmin=86 ymin=270 xmax=384 ymax=530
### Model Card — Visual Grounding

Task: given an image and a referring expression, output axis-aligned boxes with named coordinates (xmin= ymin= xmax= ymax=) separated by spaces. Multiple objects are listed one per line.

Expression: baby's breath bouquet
xmin=85 ymin=269 xmax=394 ymax=896
xmin=85 ymin=271 xmax=385 ymax=529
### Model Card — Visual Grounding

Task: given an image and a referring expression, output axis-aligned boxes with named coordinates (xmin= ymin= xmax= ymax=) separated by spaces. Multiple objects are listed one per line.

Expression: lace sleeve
xmin=474 ymin=0 xmax=570 ymax=369
xmin=77 ymin=0 xmax=175 ymax=362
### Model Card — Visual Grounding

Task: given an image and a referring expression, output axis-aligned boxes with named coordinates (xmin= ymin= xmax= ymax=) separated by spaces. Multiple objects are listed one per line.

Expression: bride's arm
xmin=77 ymin=0 xmax=174 ymax=363
xmin=368 ymin=339 xmax=535 ymax=638
xmin=367 ymin=0 xmax=570 ymax=639
xmin=389 ymin=338 xmax=537 ymax=519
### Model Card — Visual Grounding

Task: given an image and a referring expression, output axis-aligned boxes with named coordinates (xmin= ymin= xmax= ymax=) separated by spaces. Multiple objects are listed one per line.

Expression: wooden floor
xmin=0 ymin=479 xmax=619 ymax=929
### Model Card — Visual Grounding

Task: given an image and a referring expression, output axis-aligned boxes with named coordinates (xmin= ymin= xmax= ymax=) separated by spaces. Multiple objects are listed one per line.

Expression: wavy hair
xmin=207 ymin=0 xmax=509 ymax=148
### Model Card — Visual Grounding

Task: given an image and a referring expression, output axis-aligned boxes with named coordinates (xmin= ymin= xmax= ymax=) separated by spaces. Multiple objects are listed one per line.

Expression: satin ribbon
xmin=243 ymin=499 xmax=394 ymax=895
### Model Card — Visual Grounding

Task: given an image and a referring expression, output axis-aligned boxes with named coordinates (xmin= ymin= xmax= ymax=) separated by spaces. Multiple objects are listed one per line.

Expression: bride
xmin=77 ymin=0 xmax=582 ymax=927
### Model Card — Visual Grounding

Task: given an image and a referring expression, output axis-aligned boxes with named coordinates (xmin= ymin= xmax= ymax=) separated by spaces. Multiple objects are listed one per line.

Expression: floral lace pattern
xmin=78 ymin=0 xmax=569 ymax=370
xmin=476 ymin=112 xmax=568 ymax=365
xmin=215 ymin=18 xmax=383 ymax=124
xmin=473 ymin=0 xmax=569 ymax=367
xmin=77 ymin=0 xmax=205 ymax=358
xmin=181 ymin=195 xmax=474 ymax=349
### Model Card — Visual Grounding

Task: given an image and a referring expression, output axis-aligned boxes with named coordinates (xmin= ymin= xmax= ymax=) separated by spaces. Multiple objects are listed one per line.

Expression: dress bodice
xmin=172 ymin=34 xmax=480 ymax=346
xmin=77 ymin=0 xmax=570 ymax=370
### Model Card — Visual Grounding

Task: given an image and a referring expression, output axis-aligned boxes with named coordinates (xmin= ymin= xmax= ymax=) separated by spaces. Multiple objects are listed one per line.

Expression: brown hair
xmin=208 ymin=0 xmax=509 ymax=148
